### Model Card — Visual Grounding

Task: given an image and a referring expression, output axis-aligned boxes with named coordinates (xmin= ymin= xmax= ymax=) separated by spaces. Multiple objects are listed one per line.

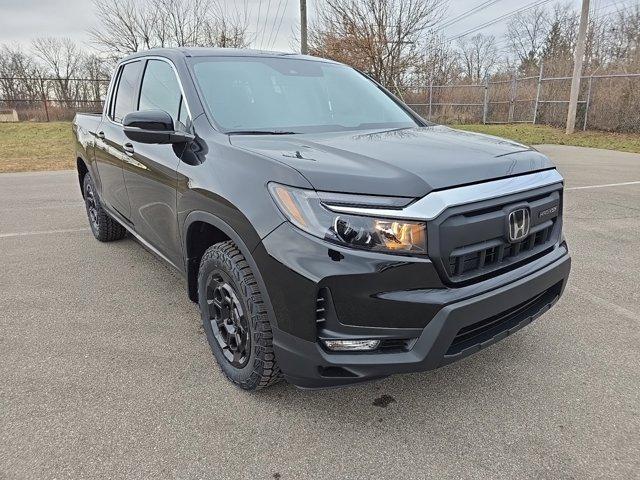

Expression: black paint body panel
xmin=230 ymin=126 xmax=554 ymax=197
xmin=72 ymin=48 xmax=571 ymax=388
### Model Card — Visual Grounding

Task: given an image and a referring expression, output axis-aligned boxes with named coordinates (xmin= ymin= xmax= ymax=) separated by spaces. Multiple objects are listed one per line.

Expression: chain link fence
xmin=1 ymin=73 xmax=640 ymax=132
xmin=400 ymin=71 xmax=640 ymax=133
xmin=0 ymin=77 xmax=109 ymax=122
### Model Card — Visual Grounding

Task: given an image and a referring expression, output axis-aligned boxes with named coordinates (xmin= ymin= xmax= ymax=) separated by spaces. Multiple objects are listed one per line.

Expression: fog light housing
xmin=322 ymin=339 xmax=380 ymax=351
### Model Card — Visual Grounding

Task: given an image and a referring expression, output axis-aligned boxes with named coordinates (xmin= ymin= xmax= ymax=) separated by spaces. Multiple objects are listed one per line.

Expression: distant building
xmin=0 ymin=109 xmax=19 ymax=122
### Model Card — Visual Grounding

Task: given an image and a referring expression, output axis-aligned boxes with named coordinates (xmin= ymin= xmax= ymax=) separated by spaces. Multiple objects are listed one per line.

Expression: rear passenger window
xmin=139 ymin=60 xmax=187 ymax=128
xmin=111 ymin=61 xmax=143 ymax=123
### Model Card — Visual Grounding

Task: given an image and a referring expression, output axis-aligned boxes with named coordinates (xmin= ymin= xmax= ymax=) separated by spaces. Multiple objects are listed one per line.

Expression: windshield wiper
xmin=227 ymin=130 xmax=299 ymax=135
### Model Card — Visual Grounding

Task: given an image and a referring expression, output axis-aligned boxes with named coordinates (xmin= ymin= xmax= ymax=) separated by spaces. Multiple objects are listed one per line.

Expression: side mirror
xmin=123 ymin=110 xmax=194 ymax=144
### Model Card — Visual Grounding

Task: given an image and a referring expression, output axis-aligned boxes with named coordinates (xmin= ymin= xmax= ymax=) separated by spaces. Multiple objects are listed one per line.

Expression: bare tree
xmin=78 ymin=54 xmax=111 ymax=102
xmin=90 ymin=0 xmax=146 ymax=56
xmin=457 ymin=33 xmax=499 ymax=82
xmin=31 ymin=37 xmax=84 ymax=106
xmin=204 ymin=0 xmax=250 ymax=48
xmin=416 ymin=33 xmax=462 ymax=85
xmin=89 ymin=0 xmax=249 ymax=59
xmin=537 ymin=4 xmax=576 ymax=75
xmin=155 ymin=0 xmax=209 ymax=47
xmin=0 ymin=45 xmax=45 ymax=102
xmin=505 ymin=5 xmax=549 ymax=74
xmin=607 ymin=3 xmax=640 ymax=69
xmin=309 ymin=0 xmax=447 ymax=87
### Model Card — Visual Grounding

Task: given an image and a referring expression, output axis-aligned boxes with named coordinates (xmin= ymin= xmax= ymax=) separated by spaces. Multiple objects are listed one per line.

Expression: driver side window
xmin=138 ymin=59 xmax=189 ymax=130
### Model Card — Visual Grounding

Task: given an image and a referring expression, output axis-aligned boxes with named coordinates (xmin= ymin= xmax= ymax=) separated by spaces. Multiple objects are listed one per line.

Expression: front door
xmin=122 ymin=58 xmax=190 ymax=270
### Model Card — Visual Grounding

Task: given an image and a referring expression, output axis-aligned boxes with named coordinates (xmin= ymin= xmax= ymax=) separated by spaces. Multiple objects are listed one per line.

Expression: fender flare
xmin=182 ymin=210 xmax=280 ymax=329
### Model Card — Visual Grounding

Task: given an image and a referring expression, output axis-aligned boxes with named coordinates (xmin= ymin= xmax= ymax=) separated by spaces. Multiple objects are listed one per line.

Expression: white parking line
xmin=569 ymin=286 xmax=637 ymax=322
xmin=0 ymin=203 xmax=84 ymax=212
xmin=566 ymin=180 xmax=640 ymax=190
xmin=0 ymin=227 xmax=90 ymax=239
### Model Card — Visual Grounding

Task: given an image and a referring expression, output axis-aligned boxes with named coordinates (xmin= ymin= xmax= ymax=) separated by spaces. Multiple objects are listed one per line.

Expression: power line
xmin=270 ymin=0 xmax=290 ymax=50
xmin=493 ymin=0 xmax=637 ymax=54
xmin=446 ymin=0 xmax=556 ymax=42
xmin=265 ymin=0 xmax=282 ymax=49
xmin=266 ymin=0 xmax=285 ymax=49
xmin=438 ymin=0 xmax=505 ymax=30
xmin=259 ymin=0 xmax=273 ymax=49
xmin=447 ymin=0 xmax=555 ymax=41
xmin=255 ymin=0 xmax=263 ymax=46
xmin=592 ymin=0 xmax=638 ymax=20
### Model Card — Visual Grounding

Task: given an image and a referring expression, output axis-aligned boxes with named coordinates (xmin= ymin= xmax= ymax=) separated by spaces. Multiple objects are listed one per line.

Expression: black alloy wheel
xmin=85 ymin=181 xmax=99 ymax=233
xmin=205 ymin=270 xmax=251 ymax=368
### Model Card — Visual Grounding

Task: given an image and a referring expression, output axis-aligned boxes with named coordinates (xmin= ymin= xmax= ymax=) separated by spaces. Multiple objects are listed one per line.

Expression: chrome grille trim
xmin=324 ymin=169 xmax=564 ymax=220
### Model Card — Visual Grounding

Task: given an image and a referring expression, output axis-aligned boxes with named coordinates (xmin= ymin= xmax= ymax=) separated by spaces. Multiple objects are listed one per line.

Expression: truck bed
xmin=73 ymin=112 xmax=104 ymax=169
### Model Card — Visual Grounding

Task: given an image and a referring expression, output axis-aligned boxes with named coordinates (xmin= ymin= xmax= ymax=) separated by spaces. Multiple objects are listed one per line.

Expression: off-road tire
xmin=198 ymin=241 xmax=282 ymax=390
xmin=83 ymin=174 xmax=126 ymax=242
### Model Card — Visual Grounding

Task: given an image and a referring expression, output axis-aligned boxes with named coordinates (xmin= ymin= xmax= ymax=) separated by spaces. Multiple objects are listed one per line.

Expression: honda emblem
xmin=508 ymin=208 xmax=530 ymax=242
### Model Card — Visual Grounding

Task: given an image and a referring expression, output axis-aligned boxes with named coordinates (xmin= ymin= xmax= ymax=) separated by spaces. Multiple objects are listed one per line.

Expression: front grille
xmin=449 ymin=223 xmax=553 ymax=277
xmin=430 ymin=182 xmax=563 ymax=284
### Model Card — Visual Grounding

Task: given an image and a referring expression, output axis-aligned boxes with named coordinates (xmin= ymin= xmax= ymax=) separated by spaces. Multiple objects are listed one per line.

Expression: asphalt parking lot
xmin=1 ymin=145 xmax=639 ymax=479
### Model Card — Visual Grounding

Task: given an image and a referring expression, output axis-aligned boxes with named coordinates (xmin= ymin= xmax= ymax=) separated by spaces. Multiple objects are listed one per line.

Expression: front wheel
xmin=198 ymin=241 xmax=281 ymax=390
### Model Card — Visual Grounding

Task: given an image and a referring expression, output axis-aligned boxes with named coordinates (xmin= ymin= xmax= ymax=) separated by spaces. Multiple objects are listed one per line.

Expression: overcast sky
xmin=0 ymin=0 xmax=624 ymax=53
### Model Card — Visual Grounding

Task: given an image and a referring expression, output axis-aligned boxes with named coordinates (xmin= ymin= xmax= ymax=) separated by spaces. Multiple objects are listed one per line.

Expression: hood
xmin=229 ymin=126 xmax=555 ymax=197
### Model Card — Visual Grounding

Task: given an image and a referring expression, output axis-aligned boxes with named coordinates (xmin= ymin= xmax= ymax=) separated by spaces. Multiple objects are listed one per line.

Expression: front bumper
xmin=253 ymin=223 xmax=571 ymax=388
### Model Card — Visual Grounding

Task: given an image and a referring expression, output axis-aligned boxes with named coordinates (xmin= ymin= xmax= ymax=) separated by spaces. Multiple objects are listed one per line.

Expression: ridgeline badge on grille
xmin=508 ymin=208 xmax=531 ymax=242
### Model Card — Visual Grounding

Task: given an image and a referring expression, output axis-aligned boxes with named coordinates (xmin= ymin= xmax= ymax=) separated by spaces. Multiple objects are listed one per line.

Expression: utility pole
xmin=566 ymin=0 xmax=590 ymax=134
xmin=300 ymin=0 xmax=308 ymax=55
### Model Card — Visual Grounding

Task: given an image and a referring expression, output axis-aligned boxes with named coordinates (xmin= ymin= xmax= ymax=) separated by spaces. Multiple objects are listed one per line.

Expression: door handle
xmin=123 ymin=143 xmax=135 ymax=156
xmin=97 ymin=131 xmax=105 ymax=140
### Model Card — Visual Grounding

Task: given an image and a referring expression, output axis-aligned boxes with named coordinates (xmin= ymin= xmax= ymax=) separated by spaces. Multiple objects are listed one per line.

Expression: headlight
xmin=268 ymin=183 xmax=426 ymax=254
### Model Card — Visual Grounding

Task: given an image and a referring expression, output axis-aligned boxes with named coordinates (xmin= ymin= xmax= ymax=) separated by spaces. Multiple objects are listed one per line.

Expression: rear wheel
xmin=198 ymin=241 xmax=281 ymax=390
xmin=83 ymin=174 xmax=126 ymax=242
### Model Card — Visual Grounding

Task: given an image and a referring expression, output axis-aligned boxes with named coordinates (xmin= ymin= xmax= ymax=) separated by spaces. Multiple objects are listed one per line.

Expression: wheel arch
xmin=182 ymin=211 xmax=279 ymax=328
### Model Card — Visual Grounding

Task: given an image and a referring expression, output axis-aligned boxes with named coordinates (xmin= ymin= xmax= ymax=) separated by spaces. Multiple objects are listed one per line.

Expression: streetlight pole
xmin=566 ymin=0 xmax=590 ymax=134
xmin=300 ymin=0 xmax=308 ymax=55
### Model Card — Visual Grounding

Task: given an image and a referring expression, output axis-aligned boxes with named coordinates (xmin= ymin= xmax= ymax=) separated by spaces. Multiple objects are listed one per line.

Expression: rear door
xmin=121 ymin=58 xmax=190 ymax=270
xmin=93 ymin=60 xmax=143 ymax=220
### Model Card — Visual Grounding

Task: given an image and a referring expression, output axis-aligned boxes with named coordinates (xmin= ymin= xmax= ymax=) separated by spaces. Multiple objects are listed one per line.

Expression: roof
xmin=177 ymin=47 xmax=299 ymax=57
xmin=121 ymin=47 xmax=335 ymax=63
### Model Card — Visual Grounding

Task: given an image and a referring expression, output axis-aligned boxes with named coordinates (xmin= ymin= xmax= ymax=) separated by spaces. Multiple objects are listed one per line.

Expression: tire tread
xmin=83 ymin=175 xmax=126 ymax=242
xmin=199 ymin=241 xmax=282 ymax=390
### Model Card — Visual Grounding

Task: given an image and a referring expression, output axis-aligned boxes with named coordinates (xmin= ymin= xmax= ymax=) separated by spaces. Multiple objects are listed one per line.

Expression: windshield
xmin=190 ymin=56 xmax=419 ymax=133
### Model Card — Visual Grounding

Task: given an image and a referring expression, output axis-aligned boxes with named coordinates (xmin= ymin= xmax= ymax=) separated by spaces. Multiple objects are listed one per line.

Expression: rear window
xmin=111 ymin=61 xmax=143 ymax=123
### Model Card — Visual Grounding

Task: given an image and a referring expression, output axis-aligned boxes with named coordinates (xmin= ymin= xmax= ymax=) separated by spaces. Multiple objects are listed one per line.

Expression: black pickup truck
xmin=73 ymin=48 xmax=571 ymax=389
